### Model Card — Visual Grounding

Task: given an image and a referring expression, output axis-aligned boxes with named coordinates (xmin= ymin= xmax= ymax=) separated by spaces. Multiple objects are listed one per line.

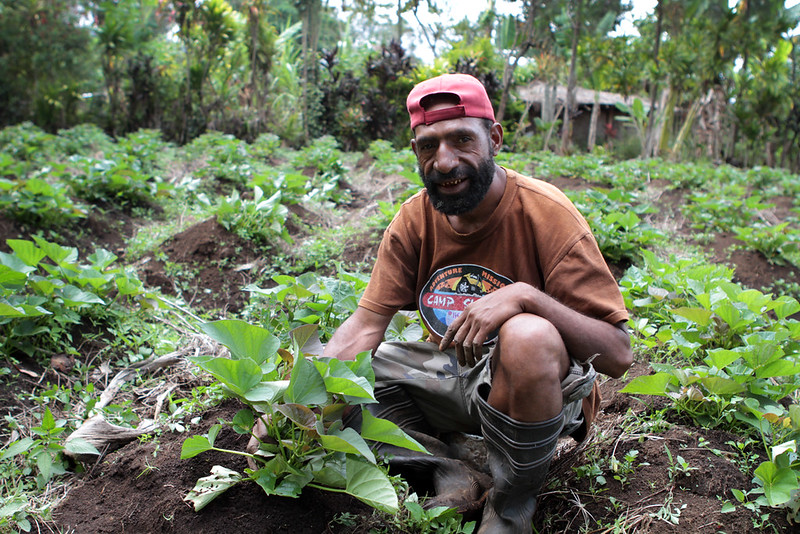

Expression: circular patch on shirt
xmin=419 ymin=264 xmax=513 ymax=343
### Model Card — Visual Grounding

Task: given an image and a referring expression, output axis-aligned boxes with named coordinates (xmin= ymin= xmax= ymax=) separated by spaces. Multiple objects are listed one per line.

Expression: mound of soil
xmin=140 ymin=217 xmax=262 ymax=314
xmin=53 ymin=400 xmax=370 ymax=534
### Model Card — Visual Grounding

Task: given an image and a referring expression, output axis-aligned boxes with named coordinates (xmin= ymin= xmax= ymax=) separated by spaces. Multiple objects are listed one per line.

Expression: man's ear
xmin=490 ymin=122 xmax=504 ymax=156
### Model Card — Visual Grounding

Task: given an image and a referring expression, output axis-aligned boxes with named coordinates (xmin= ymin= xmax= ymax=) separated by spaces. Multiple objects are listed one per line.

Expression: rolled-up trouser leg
xmin=476 ymin=385 xmax=564 ymax=534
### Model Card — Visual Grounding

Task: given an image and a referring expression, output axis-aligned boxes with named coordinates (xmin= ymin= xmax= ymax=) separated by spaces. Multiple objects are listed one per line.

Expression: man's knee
xmin=494 ymin=314 xmax=568 ymax=382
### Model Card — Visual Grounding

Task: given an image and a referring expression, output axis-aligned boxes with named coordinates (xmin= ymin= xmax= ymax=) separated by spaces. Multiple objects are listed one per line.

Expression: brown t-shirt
xmin=359 ymin=168 xmax=629 ymax=437
xmin=360 ymin=168 xmax=629 ymax=332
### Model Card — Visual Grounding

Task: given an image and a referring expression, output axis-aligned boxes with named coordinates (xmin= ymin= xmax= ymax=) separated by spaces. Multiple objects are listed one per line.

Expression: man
xmin=323 ymin=73 xmax=632 ymax=533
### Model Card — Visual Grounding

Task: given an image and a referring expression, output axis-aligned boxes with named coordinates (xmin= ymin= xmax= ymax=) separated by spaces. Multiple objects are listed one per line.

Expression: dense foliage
xmin=0 ymin=0 xmax=798 ymax=170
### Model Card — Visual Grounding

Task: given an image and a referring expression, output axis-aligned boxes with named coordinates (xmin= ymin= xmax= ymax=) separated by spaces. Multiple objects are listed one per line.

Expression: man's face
xmin=418 ymin=156 xmax=495 ymax=215
xmin=412 ymin=116 xmax=497 ymax=216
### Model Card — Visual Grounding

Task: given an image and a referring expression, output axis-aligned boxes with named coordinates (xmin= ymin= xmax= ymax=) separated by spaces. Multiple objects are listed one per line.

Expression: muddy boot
xmin=379 ymin=429 xmax=491 ymax=516
xmin=476 ymin=387 xmax=563 ymax=534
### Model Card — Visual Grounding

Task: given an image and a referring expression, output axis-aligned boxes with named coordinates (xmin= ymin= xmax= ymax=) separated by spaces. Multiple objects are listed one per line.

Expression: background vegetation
xmin=1 ymin=0 xmax=799 ymax=169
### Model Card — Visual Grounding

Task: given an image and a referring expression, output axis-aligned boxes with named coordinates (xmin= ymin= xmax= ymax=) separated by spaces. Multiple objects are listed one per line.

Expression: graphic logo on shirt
xmin=419 ymin=264 xmax=513 ymax=343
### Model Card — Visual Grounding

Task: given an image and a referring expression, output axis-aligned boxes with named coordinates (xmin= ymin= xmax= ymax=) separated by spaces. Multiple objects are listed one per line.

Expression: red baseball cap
xmin=407 ymin=73 xmax=495 ymax=130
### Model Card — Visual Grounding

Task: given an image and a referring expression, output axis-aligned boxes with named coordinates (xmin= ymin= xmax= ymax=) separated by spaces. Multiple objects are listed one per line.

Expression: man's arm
xmin=323 ymin=306 xmax=394 ymax=361
xmin=439 ymin=282 xmax=632 ymax=378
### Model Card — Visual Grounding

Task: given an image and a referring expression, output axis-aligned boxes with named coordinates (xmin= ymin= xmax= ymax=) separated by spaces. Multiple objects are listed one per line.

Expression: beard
xmin=419 ymin=158 xmax=495 ymax=215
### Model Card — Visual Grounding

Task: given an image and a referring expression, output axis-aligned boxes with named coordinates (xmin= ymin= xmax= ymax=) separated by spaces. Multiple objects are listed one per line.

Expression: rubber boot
xmin=346 ymin=385 xmax=491 ymax=516
xmin=380 ymin=429 xmax=490 ymax=516
xmin=476 ymin=387 xmax=564 ymax=534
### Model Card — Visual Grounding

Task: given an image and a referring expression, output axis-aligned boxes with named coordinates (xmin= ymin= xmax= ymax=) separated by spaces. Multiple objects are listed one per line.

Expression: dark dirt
xmin=53 ymin=399 xmax=371 ymax=534
xmin=139 ymin=217 xmax=263 ymax=314
xmin=3 ymin=166 xmax=798 ymax=533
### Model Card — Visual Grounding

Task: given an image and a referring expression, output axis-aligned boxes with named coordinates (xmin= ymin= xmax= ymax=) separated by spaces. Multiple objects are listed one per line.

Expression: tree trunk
xmin=658 ymin=85 xmax=677 ymax=155
xmin=299 ymin=0 xmax=321 ymax=142
xmin=396 ymin=0 xmax=404 ymax=41
xmin=643 ymin=0 xmax=663 ymax=158
xmin=588 ymin=90 xmax=600 ymax=152
xmin=560 ymin=0 xmax=582 ymax=155
xmin=543 ymin=83 xmax=554 ymax=123
xmin=671 ymin=97 xmax=701 ymax=160
xmin=544 ymin=102 xmax=564 ymax=151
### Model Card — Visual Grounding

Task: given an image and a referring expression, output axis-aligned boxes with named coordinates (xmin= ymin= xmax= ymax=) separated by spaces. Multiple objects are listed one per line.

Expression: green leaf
xmin=232 ymin=409 xmax=255 ymax=434
xmin=181 ymin=435 xmax=213 ymax=459
xmin=0 ymin=264 xmax=28 ymax=288
xmin=208 ymin=424 xmax=221 ymax=447
xmin=275 ymin=404 xmax=317 ymax=430
xmin=753 ymin=461 xmax=799 ymax=506
xmin=290 ymin=324 xmax=324 ymax=356
xmin=360 ymin=410 xmax=428 ymax=453
xmin=773 ymin=296 xmax=800 ymax=320
xmin=36 ymin=452 xmax=53 ymax=483
xmin=672 ymin=307 xmax=713 ymax=327
xmin=40 ymin=407 xmax=56 ymax=432
xmin=243 ymin=381 xmax=289 ymax=404
xmin=0 ymin=498 xmax=27 ymax=518
xmin=319 ymin=358 xmax=374 ymax=400
xmin=191 ymin=356 xmax=263 ymax=397
xmin=345 ymin=456 xmax=398 ymax=513
xmin=619 ymin=372 xmax=675 ymax=396
xmin=0 ymin=251 xmax=37 ymax=276
xmin=285 ymin=357 xmax=328 ymax=406
xmin=318 ymin=426 xmax=375 ymax=463
xmin=183 ymin=466 xmax=242 ymax=511
xmin=199 ymin=319 xmax=279 ymax=364
xmin=0 ymin=301 xmax=27 ymax=318
xmin=33 ymin=236 xmax=78 ymax=265
xmin=252 ymin=455 xmax=313 ymax=497
xmin=699 ymin=376 xmax=745 ymax=396
xmin=58 ymin=285 xmax=105 ymax=307
xmin=737 ymin=289 xmax=771 ymax=314
xmin=0 ymin=437 xmax=34 ymax=460
xmin=757 ymin=359 xmax=800 ymax=379
xmin=76 ymin=267 xmax=114 ymax=289
xmin=115 ymin=275 xmax=143 ymax=296
xmin=703 ymin=349 xmax=742 ymax=370
xmin=6 ymin=240 xmax=46 ymax=267
xmin=87 ymin=248 xmax=117 ymax=269
xmin=64 ymin=438 xmax=100 ymax=456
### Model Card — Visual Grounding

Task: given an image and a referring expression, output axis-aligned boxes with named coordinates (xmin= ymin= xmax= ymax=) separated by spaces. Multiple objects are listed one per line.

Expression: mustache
xmin=424 ymin=165 xmax=477 ymax=184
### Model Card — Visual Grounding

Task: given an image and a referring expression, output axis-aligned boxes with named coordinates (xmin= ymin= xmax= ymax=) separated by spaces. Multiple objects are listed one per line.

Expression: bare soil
xmin=2 ymin=165 xmax=797 ymax=533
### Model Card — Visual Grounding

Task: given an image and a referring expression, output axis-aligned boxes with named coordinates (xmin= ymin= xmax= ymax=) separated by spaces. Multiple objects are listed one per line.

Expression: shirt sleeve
xmin=358 ymin=219 xmax=419 ymax=316
xmin=545 ymin=234 xmax=629 ymax=326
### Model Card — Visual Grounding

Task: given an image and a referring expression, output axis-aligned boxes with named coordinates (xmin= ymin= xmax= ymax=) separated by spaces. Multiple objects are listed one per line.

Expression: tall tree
xmin=0 ymin=0 xmax=97 ymax=130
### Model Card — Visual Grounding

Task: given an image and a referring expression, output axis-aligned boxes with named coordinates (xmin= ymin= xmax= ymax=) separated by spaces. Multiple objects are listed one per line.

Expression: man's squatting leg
xmin=475 ymin=313 xmax=572 ymax=534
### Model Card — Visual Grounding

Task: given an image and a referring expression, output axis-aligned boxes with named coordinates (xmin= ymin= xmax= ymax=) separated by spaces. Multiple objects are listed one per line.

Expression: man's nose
xmin=433 ymin=142 xmax=458 ymax=174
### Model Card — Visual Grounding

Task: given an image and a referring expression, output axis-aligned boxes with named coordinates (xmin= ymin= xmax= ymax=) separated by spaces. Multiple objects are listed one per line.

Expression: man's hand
xmin=439 ymin=283 xmax=529 ymax=367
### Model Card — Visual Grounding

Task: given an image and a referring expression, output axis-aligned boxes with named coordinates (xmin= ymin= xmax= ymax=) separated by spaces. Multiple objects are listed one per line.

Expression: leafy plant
xmin=567 ymin=188 xmax=664 ymax=264
xmin=732 ymin=222 xmax=800 ymax=266
xmin=0 ymin=156 xmax=88 ymax=226
xmin=66 ymin=154 xmax=171 ymax=208
xmin=620 ymin=249 xmax=800 ymax=519
xmin=0 ymin=407 xmax=98 ymax=532
xmin=182 ymin=319 xmax=427 ymax=513
xmin=0 ymin=237 xmax=145 ymax=360
xmin=215 ymin=185 xmax=290 ymax=245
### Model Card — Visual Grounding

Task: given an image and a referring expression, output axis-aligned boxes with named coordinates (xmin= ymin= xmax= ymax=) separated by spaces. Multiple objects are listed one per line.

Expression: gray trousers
xmin=370 ymin=341 xmax=588 ymax=438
